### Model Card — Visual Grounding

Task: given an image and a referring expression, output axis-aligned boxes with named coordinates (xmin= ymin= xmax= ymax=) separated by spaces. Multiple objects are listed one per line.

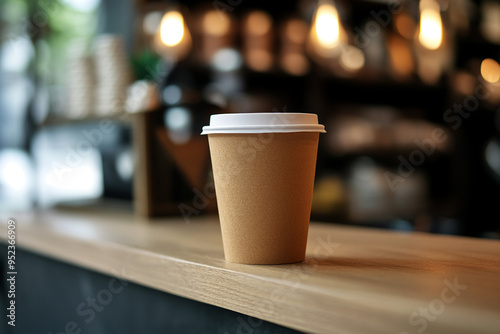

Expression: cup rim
xmin=201 ymin=112 xmax=326 ymax=135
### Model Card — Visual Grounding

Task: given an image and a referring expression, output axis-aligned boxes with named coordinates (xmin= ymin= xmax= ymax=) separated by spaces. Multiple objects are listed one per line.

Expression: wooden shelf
xmin=1 ymin=209 xmax=499 ymax=333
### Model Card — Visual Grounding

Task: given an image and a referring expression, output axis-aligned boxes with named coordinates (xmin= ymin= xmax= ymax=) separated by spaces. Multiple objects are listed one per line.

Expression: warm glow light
xmin=314 ymin=2 xmax=340 ymax=49
xmin=281 ymin=53 xmax=309 ymax=76
xmin=246 ymin=49 xmax=273 ymax=72
xmin=418 ymin=0 xmax=443 ymax=50
xmin=481 ymin=58 xmax=500 ymax=83
xmin=340 ymin=46 xmax=365 ymax=72
xmin=154 ymin=10 xmax=192 ymax=61
xmin=395 ymin=14 xmax=416 ymax=40
xmin=160 ymin=11 xmax=185 ymax=46
xmin=387 ymin=35 xmax=414 ymax=78
xmin=203 ymin=10 xmax=230 ymax=37
xmin=308 ymin=0 xmax=348 ymax=60
xmin=285 ymin=19 xmax=308 ymax=44
xmin=245 ymin=11 xmax=272 ymax=36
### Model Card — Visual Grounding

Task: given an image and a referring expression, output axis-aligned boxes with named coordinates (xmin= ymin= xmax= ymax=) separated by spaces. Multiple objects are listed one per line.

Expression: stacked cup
xmin=65 ymin=42 xmax=95 ymax=119
xmin=94 ymin=35 xmax=133 ymax=116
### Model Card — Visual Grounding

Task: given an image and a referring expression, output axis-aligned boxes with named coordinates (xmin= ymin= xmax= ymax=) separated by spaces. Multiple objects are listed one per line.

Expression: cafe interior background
xmin=0 ymin=0 xmax=499 ymax=238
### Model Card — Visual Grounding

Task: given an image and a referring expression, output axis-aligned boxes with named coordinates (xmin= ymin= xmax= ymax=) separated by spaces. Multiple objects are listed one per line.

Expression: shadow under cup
xmin=202 ymin=113 xmax=325 ymax=264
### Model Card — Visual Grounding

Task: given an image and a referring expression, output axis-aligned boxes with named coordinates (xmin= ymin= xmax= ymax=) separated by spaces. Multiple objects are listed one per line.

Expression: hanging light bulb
xmin=160 ymin=11 xmax=185 ymax=46
xmin=418 ymin=0 xmax=443 ymax=50
xmin=308 ymin=0 xmax=347 ymax=58
xmin=481 ymin=58 xmax=500 ymax=84
xmin=480 ymin=58 xmax=500 ymax=104
xmin=307 ymin=0 xmax=365 ymax=75
xmin=315 ymin=3 xmax=340 ymax=48
xmin=413 ymin=0 xmax=451 ymax=84
xmin=153 ymin=10 xmax=192 ymax=62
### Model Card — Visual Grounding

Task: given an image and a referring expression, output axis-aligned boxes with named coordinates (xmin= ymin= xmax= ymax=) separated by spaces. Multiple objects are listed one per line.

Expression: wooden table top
xmin=1 ymin=209 xmax=499 ymax=334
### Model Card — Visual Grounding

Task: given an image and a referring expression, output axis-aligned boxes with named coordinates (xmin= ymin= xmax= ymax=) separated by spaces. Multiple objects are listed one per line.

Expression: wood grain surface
xmin=1 ymin=210 xmax=499 ymax=334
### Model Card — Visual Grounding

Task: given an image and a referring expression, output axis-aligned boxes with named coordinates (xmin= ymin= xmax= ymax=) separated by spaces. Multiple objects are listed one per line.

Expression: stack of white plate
xmin=94 ymin=35 xmax=133 ymax=115
xmin=65 ymin=42 xmax=95 ymax=118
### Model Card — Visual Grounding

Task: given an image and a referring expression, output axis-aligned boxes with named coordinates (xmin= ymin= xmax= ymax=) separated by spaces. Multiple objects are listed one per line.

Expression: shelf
xmin=50 ymin=198 xmax=134 ymax=213
xmin=38 ymin=112 xmax=132 ymax=127
xmin=1 ymin=209 xmax=499 ymax=334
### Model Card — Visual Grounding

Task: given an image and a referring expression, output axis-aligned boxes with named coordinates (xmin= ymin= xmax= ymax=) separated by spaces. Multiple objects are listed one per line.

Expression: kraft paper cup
xmin=202 ymin=113 xmax=326 ymax=264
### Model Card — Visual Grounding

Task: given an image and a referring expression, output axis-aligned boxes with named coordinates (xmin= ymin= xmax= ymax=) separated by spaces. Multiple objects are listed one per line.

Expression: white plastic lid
xmin=201 ymin=113 xmax=326 ymax=134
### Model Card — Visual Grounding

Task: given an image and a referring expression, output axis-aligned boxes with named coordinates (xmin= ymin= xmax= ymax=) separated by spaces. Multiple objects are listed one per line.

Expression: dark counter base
xmin=0 ymin=245 xmax=302 ymax=334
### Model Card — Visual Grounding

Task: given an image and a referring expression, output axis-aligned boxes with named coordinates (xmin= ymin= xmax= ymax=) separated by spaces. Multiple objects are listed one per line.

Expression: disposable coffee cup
xmin=201 ymin=113 xmax=326 ymax=264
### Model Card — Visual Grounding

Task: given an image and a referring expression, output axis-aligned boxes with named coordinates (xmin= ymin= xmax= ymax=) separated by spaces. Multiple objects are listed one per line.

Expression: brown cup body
xmin=208 ymin=132 xmax=319 ymax=264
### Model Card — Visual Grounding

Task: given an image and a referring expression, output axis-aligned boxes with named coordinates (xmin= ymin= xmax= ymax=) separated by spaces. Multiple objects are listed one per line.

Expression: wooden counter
xmin=1 ymin=209 xmax=499 ymax=334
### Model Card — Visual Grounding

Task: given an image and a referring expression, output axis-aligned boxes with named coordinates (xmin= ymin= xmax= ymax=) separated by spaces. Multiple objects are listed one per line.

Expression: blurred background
xmin=0 ymin=0 xmax=499 ymax=238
